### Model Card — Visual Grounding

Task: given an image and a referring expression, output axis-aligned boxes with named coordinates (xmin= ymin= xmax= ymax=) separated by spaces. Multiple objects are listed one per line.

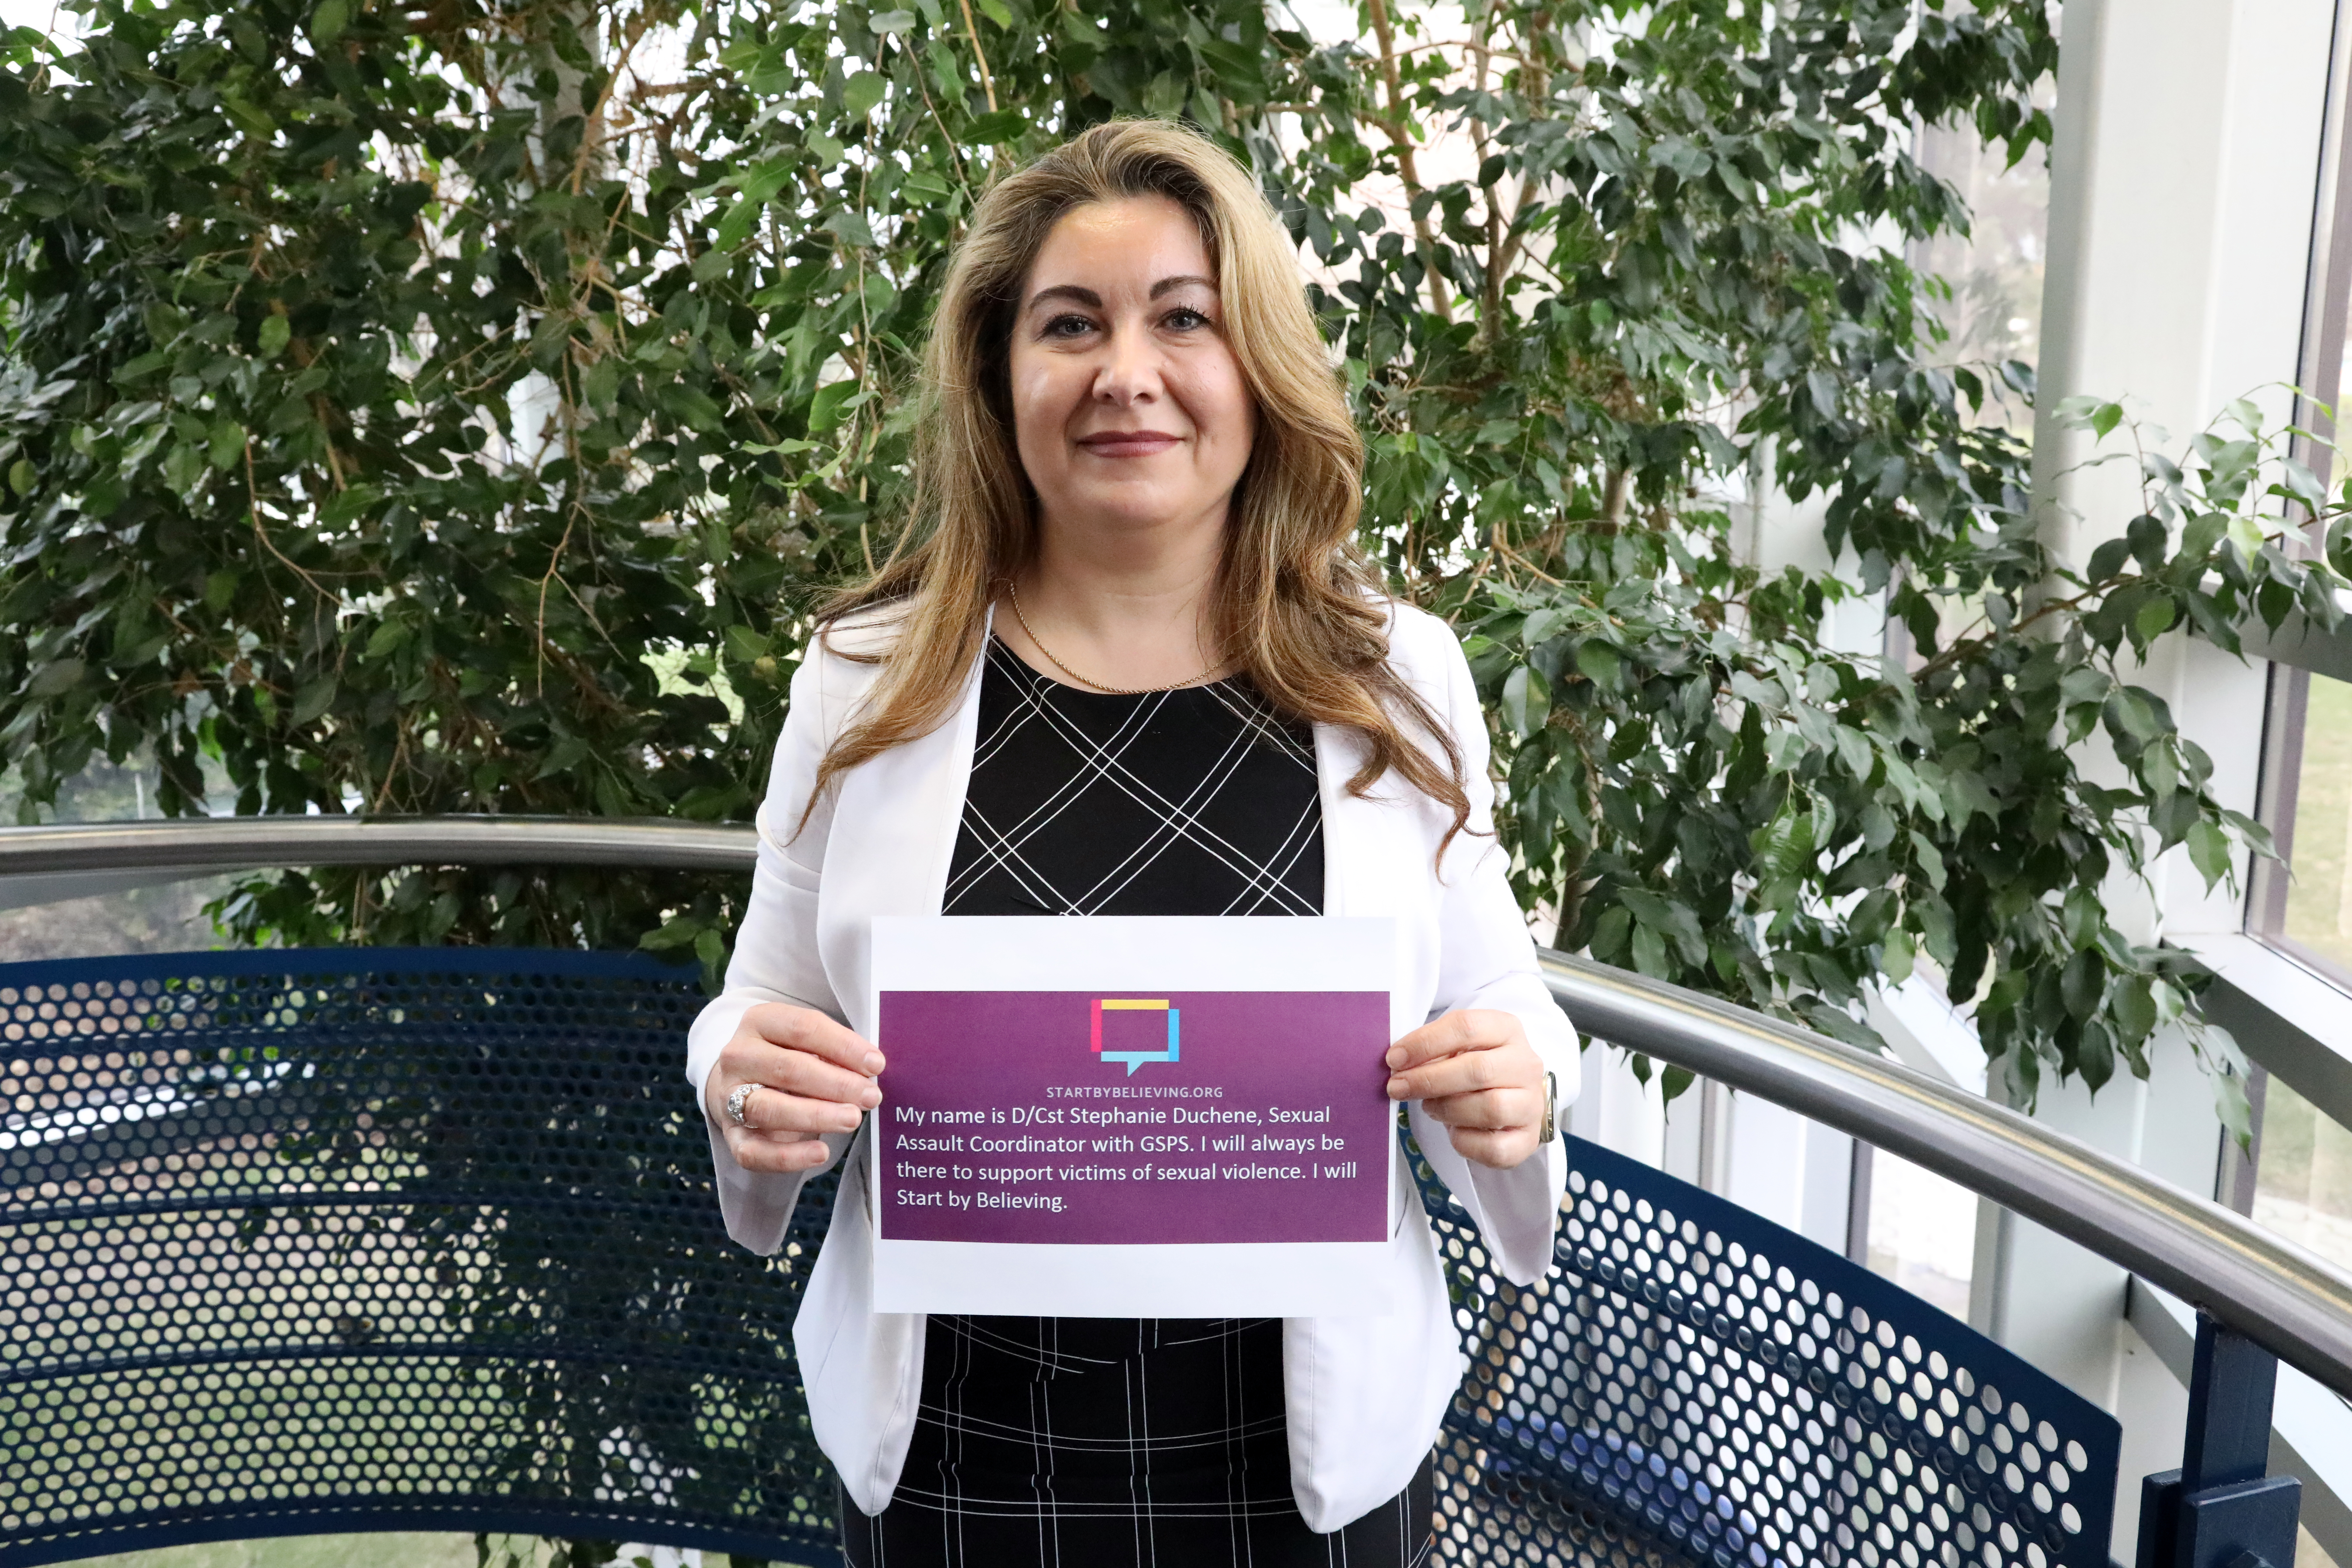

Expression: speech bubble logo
xmin=1091 ymin=998 xmax=1180 ymax=1076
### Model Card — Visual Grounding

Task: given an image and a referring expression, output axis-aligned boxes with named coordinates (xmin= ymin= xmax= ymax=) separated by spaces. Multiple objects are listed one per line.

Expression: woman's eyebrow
xmin=1023 ymin=276 xmax=1216 ymax=313
xmin=1026 ymin=284 xmax=1101 ymax=312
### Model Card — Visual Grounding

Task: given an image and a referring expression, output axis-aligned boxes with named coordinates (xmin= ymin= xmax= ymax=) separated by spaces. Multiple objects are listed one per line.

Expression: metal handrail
xmin=6 ymin=814 xmax=2351 ymax=1400
xmin=1542 ymin=953 xmax=2352 ymax=1402
xmin=0 ymin=816 xmax=758 ymax=875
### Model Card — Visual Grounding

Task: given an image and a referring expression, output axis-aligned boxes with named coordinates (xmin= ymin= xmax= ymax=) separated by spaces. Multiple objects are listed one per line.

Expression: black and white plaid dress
xmin=839 ymin=636 xmax=1436 ymax=1567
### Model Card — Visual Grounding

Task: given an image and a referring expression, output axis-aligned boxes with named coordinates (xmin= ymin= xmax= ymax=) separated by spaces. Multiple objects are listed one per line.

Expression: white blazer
xmin=684 ymin=598 xmax=1578 ymax=1532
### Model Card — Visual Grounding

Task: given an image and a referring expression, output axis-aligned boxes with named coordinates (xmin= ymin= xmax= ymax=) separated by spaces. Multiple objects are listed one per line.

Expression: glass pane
xmin=66 ymin=1532 xmax=489 ymax=1567
xmin=2265 ymin=670 xmax=2352 ymax=980
xmin=1911 ymin=105 xmax=2051 ymax=438
xmin=0 ymin=876 xmax=235 ymax=964
xmin=1866 ymin=1148 xmax=1976 ymax=1320
xmin=2253 ymin=1072 xmax=2352 ymax=1274
xmin=0 ymin=750 xmax=236 ymax=962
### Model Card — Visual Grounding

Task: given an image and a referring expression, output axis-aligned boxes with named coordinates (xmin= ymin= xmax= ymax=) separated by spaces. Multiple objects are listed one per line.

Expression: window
xmin=0 ymin=753 xmax=230 ymax=962
xmin=2247 ymin=0 xmax=2352 ymax=982
xmin=2250 ymin=1069 xmax=2352 ymax=1274
xmin=1910 ymin=97 xmax=2051 ymax=437
xmin=1863 ymin=1147 xmax=1976 ymax=1321
xmin=2252 ymin=666 xmax=2352 ymax=986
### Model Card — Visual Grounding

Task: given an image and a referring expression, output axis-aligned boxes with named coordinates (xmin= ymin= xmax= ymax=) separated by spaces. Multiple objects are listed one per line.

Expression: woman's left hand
xmin=1386 ymin=1009 xmax=1550 ymax=1170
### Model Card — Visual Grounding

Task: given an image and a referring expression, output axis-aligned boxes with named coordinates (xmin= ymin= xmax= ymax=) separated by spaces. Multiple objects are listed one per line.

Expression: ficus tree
xmin=5 ymin=0 xmax=2345 ymax=1132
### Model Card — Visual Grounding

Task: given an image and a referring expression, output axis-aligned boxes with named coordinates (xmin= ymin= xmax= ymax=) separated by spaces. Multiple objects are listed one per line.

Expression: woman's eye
xmin=1162 ymin=307 xmax=1211 ymax=331
xmin=1042 ymin=314 xmax=1096 ymax=338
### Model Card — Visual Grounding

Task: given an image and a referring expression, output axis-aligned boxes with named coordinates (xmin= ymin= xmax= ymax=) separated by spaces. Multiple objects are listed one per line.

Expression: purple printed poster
xmin=878 ymin=990 xmax=1390 ymax=1245
xmin=868 ymin=916 xmax=1401 ymax=1317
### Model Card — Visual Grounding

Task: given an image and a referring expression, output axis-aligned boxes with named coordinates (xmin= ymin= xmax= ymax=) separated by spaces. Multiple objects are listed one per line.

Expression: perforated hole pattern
xmin=0 ymin=949 xmax=835 ymax=1567
xmin=1420 ymin=1136 xmax=2122 ymax=1568
xmin=0 ymin=950 xmax=2121 ymax=1568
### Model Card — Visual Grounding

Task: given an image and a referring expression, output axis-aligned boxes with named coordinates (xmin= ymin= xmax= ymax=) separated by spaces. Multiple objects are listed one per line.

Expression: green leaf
xmin=290 ymin=674 xmax=338 ymax=725
xmin=662 ymin=383 xmax=727 ymax=434
xmin=2186 ymin=819 xmax=2233 ymax=888
xmin=1499 ymin=664 xmax=1550 ymax=739
xmin=27 ymin=657 xmax=84 ymax=697
xmin=2134 ymin=594 xmax=2176 ymax=643
xmin=1591 ymin=904 xmax=1632 ymax=962
xmin=2179 ymin=511 xmax=2228 ymax=559
xmin=1574 ymin=640 xmax=1621 ymax=691
xmin=1521 ymin=606 xmax=1566 ymax=646
xmin=258 ymin=313 xmax=291 ymax=359
xmin=2214 ymin=1063 xmax=2254 ymax=1149
xmin=2085 ymin=538 xmax=2132 ymax=582
xmin=208 ymin=419 xmax=245 ymax=471
xmin=2226 ymin=512 xmax=2268 ymax=562
xmin=2078 ymin=1019 xmax=2115 ymax=1093
xmin=1751 ymin=799 xmax=1816 ymax=887
xmin=2060 ymin=948 xmax=2104 ymax=1020
xmin=2112 ymin=975 xmax=2156 ymax=1043
xmin=220 ymin=90 xmax=275 ymax=135
xmin=713 ymin=190 xmax=766 ymax=254
xmin=843 ymin=70 xmax=888 ymax=119
xmin=2104 ymin=689 xmax=2160 ymax=744
xmin=581 ymin=356 xmax=622 ymax=410
xmin=2061 ymin=885 xmax=2101 ymax=949
xmin=1882 ymin=928 xmax=1914 ymax=986
xmin=809 ymin=379 xmax=860 ymax=433
xmin=309 ymin=0 xmax=347 ymax=42
xmin=639 ymin=917 xmax=700 ymax=952
xmin=6 ymin=458 xmax=31 ymax=495
xmin=1833 ymin=725 xmax=1872 ymax=782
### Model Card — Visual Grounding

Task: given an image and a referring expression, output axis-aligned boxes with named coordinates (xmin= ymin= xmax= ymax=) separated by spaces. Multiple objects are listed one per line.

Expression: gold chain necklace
xmin=1004 ymin=580 xmax=1217 ymax=696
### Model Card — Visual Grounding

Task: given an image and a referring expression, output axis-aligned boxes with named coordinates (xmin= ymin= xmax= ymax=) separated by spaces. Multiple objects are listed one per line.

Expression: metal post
xmin=2135 ymin=1311 xmax=2302 ymax=1568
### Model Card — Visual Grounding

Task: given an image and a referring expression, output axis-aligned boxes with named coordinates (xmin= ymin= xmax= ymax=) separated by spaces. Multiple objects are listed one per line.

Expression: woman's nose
xmin=1091 ymin=324 xmax=1162 ymax=405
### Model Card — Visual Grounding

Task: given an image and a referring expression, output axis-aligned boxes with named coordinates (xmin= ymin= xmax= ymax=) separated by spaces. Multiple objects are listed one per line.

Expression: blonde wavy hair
xmin=807 ymin=118 xmax=1471 ymax=846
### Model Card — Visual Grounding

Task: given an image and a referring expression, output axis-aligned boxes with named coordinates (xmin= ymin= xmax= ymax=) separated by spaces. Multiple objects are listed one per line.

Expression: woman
xmin=686 ymin=119 xmax=1577 ymax=1566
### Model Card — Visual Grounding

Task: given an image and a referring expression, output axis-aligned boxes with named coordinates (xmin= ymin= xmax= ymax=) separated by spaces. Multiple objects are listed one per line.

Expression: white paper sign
xmin=869 ymin=915 xmax=1400 ymax=1316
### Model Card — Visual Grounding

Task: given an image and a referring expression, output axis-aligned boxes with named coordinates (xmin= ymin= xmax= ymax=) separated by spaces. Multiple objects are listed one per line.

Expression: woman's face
xmin=1007 ymin=195 xmax=1256 ymax=544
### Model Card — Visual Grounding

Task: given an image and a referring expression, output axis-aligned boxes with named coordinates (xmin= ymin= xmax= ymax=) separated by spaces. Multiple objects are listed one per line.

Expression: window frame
xmin=2247 ymin=0 xmax=2352 ymax=995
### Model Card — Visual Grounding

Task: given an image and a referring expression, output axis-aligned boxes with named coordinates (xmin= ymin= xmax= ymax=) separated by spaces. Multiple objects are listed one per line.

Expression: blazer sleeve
xmin=1402 ymin=618 xmax=1580 ymax=1287
xmin=685 ymin=649 xmax=859 ymax=1256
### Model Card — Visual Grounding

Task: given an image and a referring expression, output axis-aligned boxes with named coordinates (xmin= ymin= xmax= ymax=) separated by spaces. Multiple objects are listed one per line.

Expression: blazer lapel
xmin=818 ymin=613 xmax=990 ymax=1040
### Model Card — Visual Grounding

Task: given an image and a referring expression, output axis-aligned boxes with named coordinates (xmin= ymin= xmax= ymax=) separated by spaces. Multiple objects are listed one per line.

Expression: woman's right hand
xmin=705 ymin=1002 xmax=886 ymax=1174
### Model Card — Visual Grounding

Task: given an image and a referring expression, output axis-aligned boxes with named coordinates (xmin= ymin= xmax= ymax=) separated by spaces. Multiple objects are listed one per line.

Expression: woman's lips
xmin=1076 ymin=432 xmax=1181 ymax=457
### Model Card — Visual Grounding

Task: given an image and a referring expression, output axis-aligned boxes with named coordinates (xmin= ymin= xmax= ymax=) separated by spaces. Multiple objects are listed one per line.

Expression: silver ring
xmin=725 ymin=1083 xmax=757 ymax=1127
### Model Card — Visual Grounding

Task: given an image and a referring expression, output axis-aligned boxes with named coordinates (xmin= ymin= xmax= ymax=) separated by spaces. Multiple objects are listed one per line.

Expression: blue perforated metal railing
xmin=0 ymin=944 xmax=2122 ymax=1568
xmin=1 ymin=949 xmax=840 ymax=1565
xmin=1430 ymin=1136 xmax=2116 ymax=1568
xmin=5 ymin=816 xmax=2345 ymax=1567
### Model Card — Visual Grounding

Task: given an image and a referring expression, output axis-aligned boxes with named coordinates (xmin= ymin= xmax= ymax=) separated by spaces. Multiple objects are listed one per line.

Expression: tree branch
xmin=954 ymin=0 xmax=997 ymax=114
xmin=1365 ymin=0 xmax=1452 ymax=324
